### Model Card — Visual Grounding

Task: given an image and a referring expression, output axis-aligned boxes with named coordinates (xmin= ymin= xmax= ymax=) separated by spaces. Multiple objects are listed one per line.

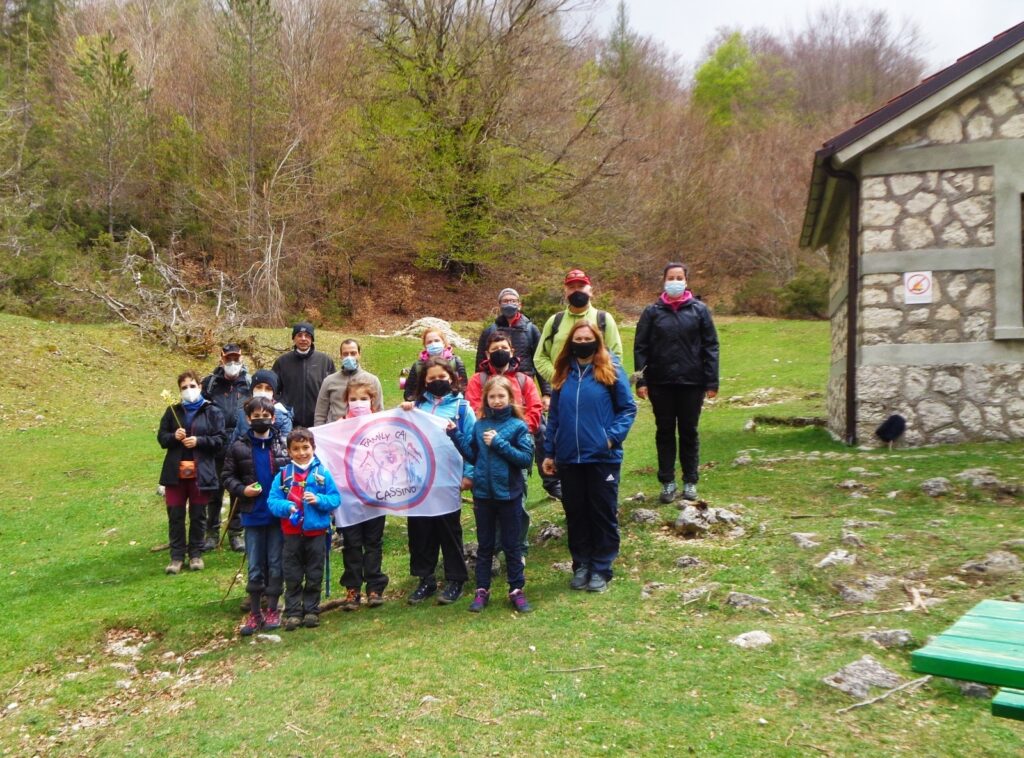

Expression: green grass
xmin=0 ymin=313 xmax=1022 ymax=755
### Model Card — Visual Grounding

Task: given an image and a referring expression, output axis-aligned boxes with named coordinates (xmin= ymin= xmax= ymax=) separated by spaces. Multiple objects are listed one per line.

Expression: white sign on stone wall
xmin=903 ymin=271 xmax=933 ymax=304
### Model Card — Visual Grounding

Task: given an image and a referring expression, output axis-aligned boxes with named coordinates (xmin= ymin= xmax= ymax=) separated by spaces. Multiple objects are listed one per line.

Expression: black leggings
xmin=647 ymin=384 xmax=705 ymax=484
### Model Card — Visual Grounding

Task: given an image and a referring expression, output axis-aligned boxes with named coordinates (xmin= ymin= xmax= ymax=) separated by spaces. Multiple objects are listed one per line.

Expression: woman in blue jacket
xmin=542 ymin=322 xmax=636 ymax=593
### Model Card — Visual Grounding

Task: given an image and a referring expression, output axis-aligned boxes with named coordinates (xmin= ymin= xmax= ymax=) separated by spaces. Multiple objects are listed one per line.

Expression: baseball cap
xmin=564 ymin=269 xmax=591 ymax=285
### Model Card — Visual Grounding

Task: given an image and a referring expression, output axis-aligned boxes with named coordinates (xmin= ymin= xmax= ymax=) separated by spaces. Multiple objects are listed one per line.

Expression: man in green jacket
xmin=534 ymin=268 xmax=623 ymax=400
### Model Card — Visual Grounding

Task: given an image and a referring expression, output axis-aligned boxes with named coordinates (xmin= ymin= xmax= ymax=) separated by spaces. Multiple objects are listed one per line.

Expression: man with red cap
xmin=534 ymin=268 xmax=623 ymax=387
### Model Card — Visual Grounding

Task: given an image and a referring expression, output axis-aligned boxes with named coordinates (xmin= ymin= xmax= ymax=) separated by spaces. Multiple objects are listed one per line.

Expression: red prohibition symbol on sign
xmin=907 ymin=274 xmax=931 ymax=295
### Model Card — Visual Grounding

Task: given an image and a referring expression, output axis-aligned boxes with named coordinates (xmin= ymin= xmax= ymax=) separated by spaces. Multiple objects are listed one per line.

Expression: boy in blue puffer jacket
xmin=449 ymin=375 xmax=535 ymax=613
xmin=268 ymin=428 xmax=340 ymax=631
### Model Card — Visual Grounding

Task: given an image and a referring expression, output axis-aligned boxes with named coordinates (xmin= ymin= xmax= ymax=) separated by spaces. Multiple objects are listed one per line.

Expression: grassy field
xmin=0 ymin=312 xmax=1021 ymax=756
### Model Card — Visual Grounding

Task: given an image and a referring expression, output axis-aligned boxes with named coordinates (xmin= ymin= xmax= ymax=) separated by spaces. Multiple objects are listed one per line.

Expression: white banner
xmin=311 ymin=409 xmax=463 ymax=528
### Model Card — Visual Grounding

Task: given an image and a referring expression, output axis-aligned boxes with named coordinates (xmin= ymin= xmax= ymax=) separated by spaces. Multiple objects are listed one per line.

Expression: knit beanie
xmin=251 ymin=369 xmax=279 ymax=394
xmin=292 ymin=322 xmax=315 ymax=339
xmin=498 ymin=288 xmax=520 ymax=302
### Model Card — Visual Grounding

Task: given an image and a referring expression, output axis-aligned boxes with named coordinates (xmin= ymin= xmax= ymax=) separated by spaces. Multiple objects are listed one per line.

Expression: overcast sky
xmin=588 ymin=1 xmax=1023 ymax=75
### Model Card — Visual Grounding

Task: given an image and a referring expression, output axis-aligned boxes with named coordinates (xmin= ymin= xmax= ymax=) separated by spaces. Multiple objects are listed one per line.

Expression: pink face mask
xmin=347 ymin=399 xmax=372 ymax=418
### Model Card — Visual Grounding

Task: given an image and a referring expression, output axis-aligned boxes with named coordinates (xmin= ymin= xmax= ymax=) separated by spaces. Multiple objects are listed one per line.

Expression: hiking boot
xmin=586 ymin=573 xmax=609 ymax=593
xmin=569 ymin=567 xmax=590 ymax=590
xmin=468 ymin=588 xmax=490 ymax=612
xmin=437 ymin=581 xmax=463 ymax=605
xmin=189 ymin=556 xmax=204 ymax=571
xmin=341 ymin=588 xmax=361 ymax=612
xmin=509 ymin=588 xmax=533 ymax=613
xmin=239 ymin=596 xmax=251 ymax=612
xmin=682 ymin=483 xmax=698 ymax=501
xmin=284 ymin=616 xmax=302 ymax=632
xmin=303 ymin=613 xmax=319 ymax=628
xmin=407 ymin=578 xmax=437 ymax=605
xmin=367 ymin=591 xmax=385 ymax=607
xmin=229 ymin=533 xmax=245 ymax=553
xmin=202 ymin=530 xmax=219 ymax=552
xmin=165 ymin=560 xmax=183 ymax=575
xmin=239 ymin=612 xmax=263 ymax=637
xmin=262 ymin=608 xmax=281 ymax=630
xmin=659 ymin=482 xmax=678 ymax=504
xmin=543 ymin=481 xmax=563 ymax=500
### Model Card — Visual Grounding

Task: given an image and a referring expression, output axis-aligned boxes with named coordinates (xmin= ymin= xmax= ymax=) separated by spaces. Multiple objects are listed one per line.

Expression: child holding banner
xmin=338 ymin=379 xmax=389 ymax=611
xmin=401 ymin=357 xmax=474 ymax=605
xmin=268 ymin=428 xmax=341 ymax=631
xmin=449 ymin=375 xmax=535 ymax=613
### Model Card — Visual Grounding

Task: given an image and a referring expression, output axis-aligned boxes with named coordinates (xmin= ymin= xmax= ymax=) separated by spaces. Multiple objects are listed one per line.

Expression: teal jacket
xmin=450 ymin=408 xmax=533 ymax=501
xmin=267 ymin=456 xmax=340 ymax=532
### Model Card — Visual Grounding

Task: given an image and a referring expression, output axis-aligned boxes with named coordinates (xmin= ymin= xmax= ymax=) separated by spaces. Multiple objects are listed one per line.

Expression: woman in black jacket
xmin=157 ymin=370 xmax=226 ymax=574
xmin=634 ymin=262 xmax=719 ymax=504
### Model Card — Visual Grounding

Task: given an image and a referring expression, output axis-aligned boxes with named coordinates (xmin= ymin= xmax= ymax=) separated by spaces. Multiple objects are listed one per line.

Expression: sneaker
xmin=569 ymin=567 xmax=589 ymax=590
xmin=543 ymin=481 xmax=563 ymax=500
xmin=189 ymin=556 xmax=204 ymax=571
xmin=284 ymin=616 xmax=302 ymax=632
xmin=165 ymin=560 xmax=183 ymax=575
xmin=341 ymin=588 xmax=361 ymax=612
xmin=437 ymin=581 xmax=463 ymax=605
xmin=367 ymin=591 xmax=385 ymax=607
xmin=407 ymin=578 xmax=437 ymax=605
xmin=239 ymin=612 xmax=263 ymax=636
xmin=468 ymin=588 xmax=490 ymax=612
xmin=229 ymin=533 xmax=245 ymax=553
xmin=682 ymin=483 xmax=698 ymax=501
xmin=262 ymin=608 xmax=281 ymax=630
xmin=586 ymin=573 xmax=609 ymax=593
xmin=303 ymin=613 xmax=319 ymax=628
xmin=659 ymin=482 xmax=678 ymax=504
xmin=509 ymin=589 xmax=533 ymax=613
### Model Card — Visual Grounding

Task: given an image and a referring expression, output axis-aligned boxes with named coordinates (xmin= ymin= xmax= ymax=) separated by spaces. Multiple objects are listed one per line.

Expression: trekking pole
xmin=220 ymin=550 xmax=247 ymax=605
xmin=217 ymin=494 xmax=241 ymax=550
xmin=324 ymin=531 xmax=332 ymax=598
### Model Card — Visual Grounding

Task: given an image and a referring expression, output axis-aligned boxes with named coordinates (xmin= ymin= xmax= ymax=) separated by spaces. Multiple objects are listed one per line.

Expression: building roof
xmin=800 ymin=21 xmax=1024 ymax=249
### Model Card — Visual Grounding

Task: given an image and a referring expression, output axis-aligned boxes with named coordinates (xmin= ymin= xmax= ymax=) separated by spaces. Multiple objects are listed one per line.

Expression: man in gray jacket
xmin=314 ymin=339 xmax=384 ymax=425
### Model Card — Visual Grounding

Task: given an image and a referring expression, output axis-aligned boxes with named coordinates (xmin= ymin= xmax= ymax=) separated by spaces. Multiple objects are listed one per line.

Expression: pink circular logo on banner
xmin=345 ymin=416 xmax=436 ymax=510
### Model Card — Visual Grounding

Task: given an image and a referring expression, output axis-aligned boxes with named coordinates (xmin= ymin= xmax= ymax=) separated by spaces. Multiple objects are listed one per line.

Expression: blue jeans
xmin=473 ymin=498 xmax=525 ymax=591
xmin=245 ymin=523 xmax=284 ymax=599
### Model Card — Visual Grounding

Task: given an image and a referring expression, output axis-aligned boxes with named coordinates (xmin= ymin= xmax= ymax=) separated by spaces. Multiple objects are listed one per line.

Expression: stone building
xmin=800 ymin=22 xmax=1024 ymax=446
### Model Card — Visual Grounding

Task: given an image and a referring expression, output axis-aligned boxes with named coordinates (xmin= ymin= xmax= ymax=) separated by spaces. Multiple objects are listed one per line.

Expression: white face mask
xmin=292 ymin=459 xmax=312 ymax=470
xmin=180 ymin=387 xmax=201 ymax=404
xmin=253 ymin=389 xmax=274 ymax=400
xmin=223 ymin=361 xmax=243 ymax=377
xmin=664 ymin=280 xmax=687 ymax=298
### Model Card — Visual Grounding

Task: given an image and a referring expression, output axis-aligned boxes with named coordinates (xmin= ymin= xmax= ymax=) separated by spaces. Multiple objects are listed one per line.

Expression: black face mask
xmin=570 ymin=341 xmax=599 ymax=359
xmin=489 ymin=349 xmax=512 ymax=369
xmin=500 ymin=304 xmax=519 ymax=320
xmin=250 ymin=418 xmax=273 ymax=433
xmin=426 ymin=379 xmax=452 ymax=397
xmin=567 ymin=291 xmax=590 ymax=308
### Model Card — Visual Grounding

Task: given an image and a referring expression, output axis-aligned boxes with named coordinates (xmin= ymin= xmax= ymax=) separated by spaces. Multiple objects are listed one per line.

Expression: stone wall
xmin=859 ymin=270 xmax=994 ymax=345
xmin=827 ymin=371 xmax=846 ymax=442
xmin=860 ymin=168 xmax=994 ymax=253
xmin=827 ymin=228 xmax=848 ymax=441
xmin=857 ymin=363 xmax=1024 ymax=445
xmin=883 ymin=63 xmax=1024 ymax=148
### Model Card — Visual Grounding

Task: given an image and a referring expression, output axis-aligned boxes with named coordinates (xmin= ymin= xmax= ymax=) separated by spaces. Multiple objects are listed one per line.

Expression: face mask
xmin=180 ymin=387 xmax=201 ymax=404
xmin=296 ymin=347 xmax=311 ymax=355
xmin=570 ymin=341 xmax=598 ymax=360
xmin=253 ymin=389 xmax=273 ymax=400
xmin=292 ymin=459 xmax=312 ymax=470
xmin=250 ymin=418 xmax=273 ymax=433
xmin=567 ymin=291 xmax=590 ymax=308
xmin=341 ymin=356 xmax=359 ymax=373
xmin=348 ymin=399 xmax=371 ymax=417
xmin=489 ymin=350 xmax=511 ymax=369
xmin=664 ymin=280 xmax=687 ymax=298
xmin=425 ymin=341 xmax=444 ymax=356
xmin=223 ymin=361 xmax=242 ymax=377
xmin=426 ymin=379 xmax=451 ymax=397
xmin=500 ymin=304 xmax=519 ymax=320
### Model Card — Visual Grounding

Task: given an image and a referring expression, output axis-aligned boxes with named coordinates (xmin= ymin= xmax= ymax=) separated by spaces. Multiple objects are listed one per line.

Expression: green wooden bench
xmin=911 ymin=599 xmax=1024 ymax=721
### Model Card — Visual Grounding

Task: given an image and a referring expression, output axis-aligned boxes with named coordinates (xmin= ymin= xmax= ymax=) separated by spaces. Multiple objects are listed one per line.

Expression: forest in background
xmin=0 ymin=0 xmax=927 ymax=339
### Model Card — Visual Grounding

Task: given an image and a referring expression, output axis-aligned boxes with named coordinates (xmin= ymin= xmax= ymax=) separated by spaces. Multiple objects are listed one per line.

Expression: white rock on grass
xmin=816 ymin=550 xmax=856 ymax=569
xmin=822 ymin=655 xmax=905 ymax=699
xmin=725 ymin=592 xmax=770 ymax=608
xmin=730 ymin=631 xmax=773 ymax=649
xmin=959 ymin=551 xmax=1023 ymax=577
xmin=920 ymin=477 xmax=951 ymax=497
xmin=841 ymin=530 xmax=866 ymax=548
xmin=860 ymin=629 xmax=913 ymax=649
xmin=791 ymin=533 xmax=820 ymax=549
xmin=630 ymin=509 xmax=660 ymax=524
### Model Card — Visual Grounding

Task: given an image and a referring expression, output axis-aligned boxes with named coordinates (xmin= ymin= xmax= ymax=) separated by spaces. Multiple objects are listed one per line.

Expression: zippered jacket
xmin=450 ymin=410 xmax=534 ymax=501
xmin=544 ymin=360 xmax=636 ymax=464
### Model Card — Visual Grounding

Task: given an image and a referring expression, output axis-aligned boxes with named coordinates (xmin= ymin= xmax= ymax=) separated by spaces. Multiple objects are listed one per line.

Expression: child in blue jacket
xmin=450 ymin=374 xmax=535 ymax=613
xmin=268 ymin=428 xmax=340 ymax=631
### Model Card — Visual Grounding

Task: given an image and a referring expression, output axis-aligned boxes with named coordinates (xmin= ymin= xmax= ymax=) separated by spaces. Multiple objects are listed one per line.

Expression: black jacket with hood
xmin=634 ymin=297 xmax=719 ymax=390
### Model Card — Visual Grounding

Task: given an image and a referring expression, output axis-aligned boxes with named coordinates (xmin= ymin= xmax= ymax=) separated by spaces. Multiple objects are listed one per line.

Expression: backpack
xmin=544 ymin=309 xmax=607 ymax=353
xmin=474 ymin=370 xmax=528 ymax=396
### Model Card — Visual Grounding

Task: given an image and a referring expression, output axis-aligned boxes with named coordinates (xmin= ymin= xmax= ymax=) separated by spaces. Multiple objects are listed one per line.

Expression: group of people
xmin=156 ymin=265 xmax=719 ymax=634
